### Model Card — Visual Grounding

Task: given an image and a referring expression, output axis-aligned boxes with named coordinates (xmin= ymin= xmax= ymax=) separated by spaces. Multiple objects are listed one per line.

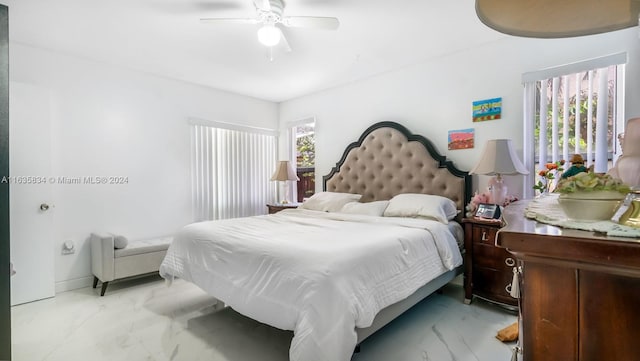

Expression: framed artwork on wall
xmin=448 ymin=128 xmax=474 ymax=150
xmin=472 ymin=97 xmax=502 ymax=122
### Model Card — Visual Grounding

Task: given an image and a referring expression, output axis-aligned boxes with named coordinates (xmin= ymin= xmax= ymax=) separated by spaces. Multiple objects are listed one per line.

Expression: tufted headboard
xmin=323 ymin=121 xmax=471 ymax=215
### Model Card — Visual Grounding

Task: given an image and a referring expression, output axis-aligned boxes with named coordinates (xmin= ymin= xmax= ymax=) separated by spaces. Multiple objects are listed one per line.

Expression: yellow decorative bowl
xmin=558 ymin=191 xmax=626 ymax=222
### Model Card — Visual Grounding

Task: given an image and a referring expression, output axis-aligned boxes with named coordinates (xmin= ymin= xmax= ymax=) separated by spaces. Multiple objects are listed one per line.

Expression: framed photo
xmin=472 ymin=97 xmax=502 ymax=122
xmin=475 ymin=203 xmax=502 ymax=219
xmin=447 ymin=128 xmax=474 ymax=150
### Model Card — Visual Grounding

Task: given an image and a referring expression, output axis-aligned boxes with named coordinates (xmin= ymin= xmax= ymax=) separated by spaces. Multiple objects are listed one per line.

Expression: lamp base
xmin=278 ymin=181 xmax=292 ymax=204
xmin=489 ymin=175 xmax=507 ymax=206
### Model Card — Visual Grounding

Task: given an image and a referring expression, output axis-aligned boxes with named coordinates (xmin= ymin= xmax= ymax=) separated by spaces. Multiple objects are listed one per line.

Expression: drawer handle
xmin=505 ymin=257 xmax=515 ymax=267
xmin=506 ymin=283 xmax=512 ymax=294
xmin=481 ymin=231 xmax=489 ymax=241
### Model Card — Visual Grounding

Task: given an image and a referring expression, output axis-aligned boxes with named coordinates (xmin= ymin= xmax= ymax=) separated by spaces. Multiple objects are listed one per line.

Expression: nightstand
xmin=267 ymin=203 xmax=300 ymax=214
xmin=462 ymin=217 xmax=518 ymax=309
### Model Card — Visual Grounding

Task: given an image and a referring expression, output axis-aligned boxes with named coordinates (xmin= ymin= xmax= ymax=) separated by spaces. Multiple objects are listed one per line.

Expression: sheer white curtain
xmin=522 ymin=82 xmax=537 ymax=199
xmin=190 ymin=118 xmax=277 ymax=221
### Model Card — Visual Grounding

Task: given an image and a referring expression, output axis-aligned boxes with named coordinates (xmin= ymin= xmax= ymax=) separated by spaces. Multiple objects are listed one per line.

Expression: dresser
xmin=496 ymin=200 xmax=640 ymax=361
xmin=462 ymin=217 xmax=517 ymax=308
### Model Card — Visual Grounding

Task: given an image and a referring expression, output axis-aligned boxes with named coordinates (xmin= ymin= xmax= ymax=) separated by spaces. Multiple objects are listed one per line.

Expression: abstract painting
xmin=472 ymin=97 xmax=502 ymax=122
xmin=448 ymin=128 xmax=475 ymax=150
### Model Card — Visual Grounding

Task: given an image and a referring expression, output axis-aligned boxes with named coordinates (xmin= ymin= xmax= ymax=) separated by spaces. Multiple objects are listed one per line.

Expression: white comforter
xmin=159 ymin=209 xmax=462 ymax=361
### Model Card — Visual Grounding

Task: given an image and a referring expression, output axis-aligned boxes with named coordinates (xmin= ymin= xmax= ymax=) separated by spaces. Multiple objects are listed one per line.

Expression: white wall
xmin=9 ymin=26 xmax=640 ymax=292
xmin=10 ymin=43 xmax=279 ymax=292
xmin=279 ymin=27 xmax=640 ymax=199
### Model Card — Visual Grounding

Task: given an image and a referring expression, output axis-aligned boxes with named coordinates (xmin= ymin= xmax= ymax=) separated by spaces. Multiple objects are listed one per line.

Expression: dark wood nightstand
xmin=267 ymin=203 xmax=300 ymax=214
xmin=462 ymin=217 xmax=518 ymax=309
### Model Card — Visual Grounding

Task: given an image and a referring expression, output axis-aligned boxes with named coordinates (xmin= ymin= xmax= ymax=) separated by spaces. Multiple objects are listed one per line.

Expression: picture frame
xmin=475 ymin=203 xmax=502 ymax=219
xmin=472 ymin=97 xmax=502 ymax=122
xmin=447 ymin=128 xmax=474 ymax=150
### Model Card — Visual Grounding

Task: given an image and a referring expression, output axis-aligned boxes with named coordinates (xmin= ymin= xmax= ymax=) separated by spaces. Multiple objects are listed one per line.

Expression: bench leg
xmin=92 ymin=276 xmax=99 ymax=289
xmin=100 ymin=281 xmax=109 ymax=296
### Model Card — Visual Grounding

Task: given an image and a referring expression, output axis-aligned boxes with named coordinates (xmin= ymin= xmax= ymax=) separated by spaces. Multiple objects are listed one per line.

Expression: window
xmin=190 ymin=118 xmax=277 ymax=220
xmin=522 ymin=53 xmax=626 ymax=197
xmin=289 ymin=118 xmax=316 ymax=202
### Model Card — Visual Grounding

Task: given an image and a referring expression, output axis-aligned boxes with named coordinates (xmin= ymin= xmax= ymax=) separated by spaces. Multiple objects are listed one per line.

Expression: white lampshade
xmin=257 ymin=24 xmax=281 ymax=47
xmin=271 ymin=160 xmax=299 ymax=182
xmin=271 ymin=160 xmax=299 ymax=204
xmin=470 ymin=139 xmax=529 ymax=176
xmin=470 ymin=139 xmax=528 ymax=206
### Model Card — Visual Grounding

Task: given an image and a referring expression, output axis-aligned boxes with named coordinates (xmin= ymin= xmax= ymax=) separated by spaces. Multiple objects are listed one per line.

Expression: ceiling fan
xmin=200 ymin=0 xmax=340 ymax=59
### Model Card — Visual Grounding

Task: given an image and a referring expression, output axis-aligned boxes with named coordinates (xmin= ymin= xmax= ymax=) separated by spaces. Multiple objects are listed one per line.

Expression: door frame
xmin=0 ymin=4 xmax=11 ymax=360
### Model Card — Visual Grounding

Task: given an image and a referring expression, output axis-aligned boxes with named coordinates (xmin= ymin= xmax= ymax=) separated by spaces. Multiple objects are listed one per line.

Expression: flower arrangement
xmin=555 ymin=172 xmax=630 ymax=194
xmin=533 ymin=160 xmax=565 ymax=194
xmin=465 ymin=191 xmax=518 ymax=217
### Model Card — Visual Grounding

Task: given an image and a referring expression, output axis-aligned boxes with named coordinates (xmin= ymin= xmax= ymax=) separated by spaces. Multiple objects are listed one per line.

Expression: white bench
xmin=90 ymin=233 xmax=172 ymax=296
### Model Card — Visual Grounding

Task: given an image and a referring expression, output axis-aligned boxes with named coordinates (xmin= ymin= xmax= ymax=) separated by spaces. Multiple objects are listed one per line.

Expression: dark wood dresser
xmin=496 ymin=200 xmax=640 ymax=361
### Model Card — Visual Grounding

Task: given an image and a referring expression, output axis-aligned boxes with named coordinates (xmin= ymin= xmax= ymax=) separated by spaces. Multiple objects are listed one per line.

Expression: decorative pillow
xmin=339 ymin=200 xmax=390 ymax=216
xmin=383 ymin=193 xmax=458 ymax=224
xmin=300 ymin=192 xmax=362 ymax=212
xmin=111 ymin=234 xmax=129 ymax=249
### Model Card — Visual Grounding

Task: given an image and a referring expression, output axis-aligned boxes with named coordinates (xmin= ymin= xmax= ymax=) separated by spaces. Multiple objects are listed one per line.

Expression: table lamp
xmin=470 ymin=139 xmax=529 ymax=205
xmin=271 ymin=160 xmax=300 ymax=204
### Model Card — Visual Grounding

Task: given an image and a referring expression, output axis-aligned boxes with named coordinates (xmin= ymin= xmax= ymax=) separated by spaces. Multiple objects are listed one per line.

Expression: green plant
xmin=555 ymin=172 xmax=630 ymax=194
xmin=533 ymin=77 xmax=615 ymax=157
xmin=297 ymin=134 xmax=315 ymax=167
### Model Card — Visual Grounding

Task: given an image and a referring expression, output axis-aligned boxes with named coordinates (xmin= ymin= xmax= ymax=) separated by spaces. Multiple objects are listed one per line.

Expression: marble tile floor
xmin=11 ymin=275 xmax=517 ymax=361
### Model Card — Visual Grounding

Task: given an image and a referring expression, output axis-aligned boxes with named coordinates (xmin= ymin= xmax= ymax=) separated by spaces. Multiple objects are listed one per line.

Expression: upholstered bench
xmin=90 ymin=233 xmax=173 ymax=296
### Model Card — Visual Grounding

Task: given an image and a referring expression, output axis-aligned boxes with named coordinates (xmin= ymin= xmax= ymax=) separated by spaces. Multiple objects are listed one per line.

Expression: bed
xmin=159 ymin=121 xmax=471 ymax=361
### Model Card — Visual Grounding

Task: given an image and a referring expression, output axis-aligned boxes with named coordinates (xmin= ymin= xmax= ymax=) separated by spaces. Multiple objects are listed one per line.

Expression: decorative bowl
xmin=558 ymin=191 xmax=626 ymax=221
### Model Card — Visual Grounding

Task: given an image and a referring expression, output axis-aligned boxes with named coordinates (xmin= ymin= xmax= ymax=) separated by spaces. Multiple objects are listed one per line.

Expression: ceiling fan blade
xmin=279 ymin=29 xmax=292 ymax=53
xmin=282 ymin=16 xmax=339 ymax=30
xmin=254 ymin=0 xmax=271 ymax=11
xmin=200 ymin=17 xmax=259 ymax=25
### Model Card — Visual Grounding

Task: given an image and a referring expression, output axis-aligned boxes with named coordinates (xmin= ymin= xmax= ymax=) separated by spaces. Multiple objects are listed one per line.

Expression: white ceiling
xmin=2 ymin=0 xmax=507 ymax=102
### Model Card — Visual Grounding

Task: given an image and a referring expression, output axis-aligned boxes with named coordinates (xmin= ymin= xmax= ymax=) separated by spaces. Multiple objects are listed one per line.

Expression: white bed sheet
xmin=159 ymin=209 xmax=462 ymax=361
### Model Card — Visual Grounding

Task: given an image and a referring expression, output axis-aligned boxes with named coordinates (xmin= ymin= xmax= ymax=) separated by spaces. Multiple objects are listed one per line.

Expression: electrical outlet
xmin=61 ymin=240 xmax=75 ymax=255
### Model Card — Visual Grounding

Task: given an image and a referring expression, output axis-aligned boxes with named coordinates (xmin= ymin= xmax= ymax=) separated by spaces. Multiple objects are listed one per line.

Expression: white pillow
xmin=300 ymin=192 xmax=362 ymax=212
xmin=339 ymin=200 xmax=390 ymax=216
xmin=383 ymin=193 xmax=458 ymax=224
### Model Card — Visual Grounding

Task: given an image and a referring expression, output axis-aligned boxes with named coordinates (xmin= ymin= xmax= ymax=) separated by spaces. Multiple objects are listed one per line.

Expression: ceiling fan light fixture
xmin=257 ymin=24 xmax=281 ymax=46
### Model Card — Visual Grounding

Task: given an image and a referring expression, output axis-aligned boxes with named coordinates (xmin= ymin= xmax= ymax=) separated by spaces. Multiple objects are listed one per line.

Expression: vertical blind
xmin=191 ymin=122 xmax=277 ymax=221
xmin=522 ymin=53 xmax=626 ymax=198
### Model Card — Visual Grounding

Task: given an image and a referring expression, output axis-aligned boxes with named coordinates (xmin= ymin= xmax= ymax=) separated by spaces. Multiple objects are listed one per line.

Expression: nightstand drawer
xmin=472 ymin=225 xmax=498 ymax=245
xmin=472 ymin=243 xmax=516 ymax=270
xmin=472 ymin=266 xmax=516 ymax=305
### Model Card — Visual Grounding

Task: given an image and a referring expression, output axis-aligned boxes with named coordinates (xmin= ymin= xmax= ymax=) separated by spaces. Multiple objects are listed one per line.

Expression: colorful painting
xmin=472 ymin=97 xmax=502 ymax=122
xmin=448 ymin=128 xmax=474 ymax=150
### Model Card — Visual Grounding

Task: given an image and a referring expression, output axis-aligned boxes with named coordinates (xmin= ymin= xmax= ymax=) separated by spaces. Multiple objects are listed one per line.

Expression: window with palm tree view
xmin=295 ymin=123 xmax=315 ymax=202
